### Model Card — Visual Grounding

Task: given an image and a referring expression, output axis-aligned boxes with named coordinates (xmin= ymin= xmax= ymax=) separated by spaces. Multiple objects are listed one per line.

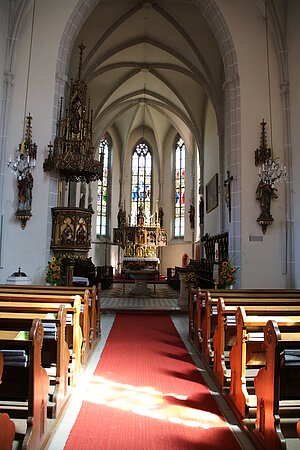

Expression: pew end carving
xmin=254 ymin=320 xmax=300 ymax=450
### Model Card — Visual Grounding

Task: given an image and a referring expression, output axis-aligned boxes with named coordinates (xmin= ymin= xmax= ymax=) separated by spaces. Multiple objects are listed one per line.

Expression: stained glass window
xmin=131 ymin=141 xmax=152 ymax=225
xmin=174 ymin=135 xmax=185 ymax=237
xmin=96 ymin=135 xmax=110 ymax=236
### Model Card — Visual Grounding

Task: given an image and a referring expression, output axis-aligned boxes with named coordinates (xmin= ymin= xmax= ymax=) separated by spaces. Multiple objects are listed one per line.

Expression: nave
xmin=45 ymin=311 xmax=255 ymax=450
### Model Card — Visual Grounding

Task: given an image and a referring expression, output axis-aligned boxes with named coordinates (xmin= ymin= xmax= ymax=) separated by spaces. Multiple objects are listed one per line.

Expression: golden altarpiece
xmin=113 ymin=204 xmax=167 ymax=273
xmin=43 ymin=43 xmax=103 ymax=284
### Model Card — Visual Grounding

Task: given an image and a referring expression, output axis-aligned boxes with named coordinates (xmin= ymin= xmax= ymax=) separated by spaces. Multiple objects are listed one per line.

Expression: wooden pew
xmin=0 ymin=349 xmax=2 ymax=381
xmin=229 ymin=307 xmax=300 ymax=419
xmin=0 ymin=299 xmax=82 ymax=385
xmin=0 ymin=319 xmax=49 ymax=450
xmin=200 ymin=291 xmax=300 ymax=366
xmin=2 ymin=283 xmax=101 ymax=344
xmin=0 ymin=351 xmax=15 ymax=450
xmin=189 ymin=287 xmax=206 ymax=350
xmin=254 ymin=319 xmax=300 ymax=450
xmin=0 ymin=306 xmax=70 ymax=419
xmin=213 ymin=298 xmax=300 ymax=389
xmin=0 ymin=413 xmax=15 ymax=450
xmin=0 ymin=291 xmax=88 ymax=364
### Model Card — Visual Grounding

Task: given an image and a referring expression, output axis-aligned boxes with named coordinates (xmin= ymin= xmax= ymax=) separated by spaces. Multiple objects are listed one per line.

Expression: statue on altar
xmin=137 ymin=205 xmax=145 ymax=226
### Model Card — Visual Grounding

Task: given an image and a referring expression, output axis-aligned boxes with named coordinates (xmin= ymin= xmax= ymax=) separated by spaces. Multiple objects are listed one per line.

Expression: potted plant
xmin=219 ymin=259 xmax=238 ymax=289
xmin=183 ymin=271 xmax=200 ymax=288
xmin=46 ymin=256 xmax=63 ymax=286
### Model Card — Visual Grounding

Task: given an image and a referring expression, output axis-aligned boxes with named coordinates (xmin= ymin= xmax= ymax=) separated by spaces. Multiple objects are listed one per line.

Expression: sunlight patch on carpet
xmin=83 ymin=375 xmax=229 ymax=430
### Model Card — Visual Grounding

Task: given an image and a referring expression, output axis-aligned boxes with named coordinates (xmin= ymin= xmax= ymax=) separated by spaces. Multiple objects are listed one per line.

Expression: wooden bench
xmin=2 ymin=283 xmax=101 ymax=341
xmin=0 ymin=299 xmax=82 ymax=385
xmin=253 ymin=319 xmax=300 ymax=450
xmin=0 ymin=291 xmax=88 ymax=364
xmin=0 ymin=350 xmax=15 ymax=450
xmin=229 ymin=307 xmax=300 ymax=419
xmin=0 ymin=412 xmax=15 ymax=450
xmin=0 ymin=306 xmax=70 ymax=419
xmin=213 ymin=298 xmax=300 ymax=389
xmin=0 ymin=319 xmax=49 ymax=450
xmin=198 ymin=290 xmax=300 ymax=365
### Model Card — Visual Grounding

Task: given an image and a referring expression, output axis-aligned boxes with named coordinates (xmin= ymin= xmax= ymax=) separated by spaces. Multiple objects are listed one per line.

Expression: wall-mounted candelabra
xmin=7 ymin=114 xmax=37 ymax=229
xmin=255 ymin=120 xmax=286 ymax=234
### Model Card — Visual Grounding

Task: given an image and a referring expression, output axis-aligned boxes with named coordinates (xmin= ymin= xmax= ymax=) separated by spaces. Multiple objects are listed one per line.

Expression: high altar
xmin=113 ymin=204 xmax=167 ymax=273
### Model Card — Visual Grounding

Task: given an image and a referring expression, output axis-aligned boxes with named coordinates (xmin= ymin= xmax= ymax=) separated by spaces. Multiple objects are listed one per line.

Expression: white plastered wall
xmin=288 ymin=0 xmax=300 ymax=288
xmin=217 ymin=0 xmax=288 ymax=287
xmin=203 ymin=100 xmax=220 ymax=237
xmin=0 ymin=0 xmax=79 ymax=283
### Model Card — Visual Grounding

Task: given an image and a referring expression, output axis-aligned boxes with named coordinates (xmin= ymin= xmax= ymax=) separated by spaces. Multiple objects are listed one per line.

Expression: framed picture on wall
xmin=206 ymin=173 xmax=218 ymax=213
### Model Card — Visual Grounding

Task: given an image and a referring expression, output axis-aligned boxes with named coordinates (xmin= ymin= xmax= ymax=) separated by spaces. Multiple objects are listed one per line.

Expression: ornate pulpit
xmin=43 ymin=43 xmax=103 ymax=285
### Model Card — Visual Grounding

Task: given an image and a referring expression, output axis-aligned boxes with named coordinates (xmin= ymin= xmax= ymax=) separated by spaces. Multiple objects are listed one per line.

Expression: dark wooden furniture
xmin=0 ymin=306 xmax=70 ymax=419
xmin=167 ymin=267 xmax=180 ymax=290
xmin=0 ymin=298 xmax=82 ymax=384
xmin=0 ymin=320 xmax=49 ymax=450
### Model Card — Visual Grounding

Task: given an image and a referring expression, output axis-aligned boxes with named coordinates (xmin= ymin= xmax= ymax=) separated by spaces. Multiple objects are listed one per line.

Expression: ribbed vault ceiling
xmin=68 ymin=0 xmax=224 ymax=152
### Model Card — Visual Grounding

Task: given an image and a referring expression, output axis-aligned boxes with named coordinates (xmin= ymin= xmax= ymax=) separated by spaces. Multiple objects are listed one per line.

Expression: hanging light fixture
xmin=255 ymin=0 xmax=287 ymax=234
xmin=7 ymin=0 xmax=37 ymax=229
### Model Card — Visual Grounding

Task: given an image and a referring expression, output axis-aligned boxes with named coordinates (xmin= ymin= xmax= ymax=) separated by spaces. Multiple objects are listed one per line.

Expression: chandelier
xmin=254 ymin=1 xmax=287 ymax=234
xmin=7 ymin=0 xmax=37 ymax=229
xmin=43 ymin=42 xmax=103 ymax=183
xmin=258 ymin=156 xmax=287 ymax=189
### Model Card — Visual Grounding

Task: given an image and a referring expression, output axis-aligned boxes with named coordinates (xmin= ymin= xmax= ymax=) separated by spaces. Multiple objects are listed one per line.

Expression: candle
xmin=215 ymin=243 xmax=219 ymax=262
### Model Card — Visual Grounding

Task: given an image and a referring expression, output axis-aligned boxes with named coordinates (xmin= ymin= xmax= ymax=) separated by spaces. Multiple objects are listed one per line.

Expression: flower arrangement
xmin=46 ymin=256 xmax=63 ymax=286
xmin=219 ymin=259 xmax=238 ymax=288
xmin=184 ymin=271 xmax=200 ymax=288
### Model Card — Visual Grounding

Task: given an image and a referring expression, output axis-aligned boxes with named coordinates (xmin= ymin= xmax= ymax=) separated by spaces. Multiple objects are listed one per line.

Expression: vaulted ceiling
xmin=68 ymin=0 xmax=224 ymax=154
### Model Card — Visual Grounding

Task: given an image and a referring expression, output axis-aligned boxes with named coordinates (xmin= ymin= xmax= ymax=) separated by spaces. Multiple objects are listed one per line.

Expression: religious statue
xmin=17 ymin=171 xmax=33 ymax=212
xmin=137 ymin=205 xmax=145 ymax=226
xmin=189 ymin=204 xmax=195 ymax=229
xmin=117 ymin=206 xmax=127 ymax=228
xmin=79 ymin=183 xmax=86 ymax=208
xmin=256 ymin=181 xmax=278 ymax=220
xmin=62 ymin=223 xmax=73 ymax=243
xmin=70 ymin=98 xmax=81 ymax=134
xmin=199 ymin=195 xmax=204 ymax=225
xmin=76 ymin=222 xmax=87 ymax=244
xmin=158 ymin=207 xmax=164 ymax=227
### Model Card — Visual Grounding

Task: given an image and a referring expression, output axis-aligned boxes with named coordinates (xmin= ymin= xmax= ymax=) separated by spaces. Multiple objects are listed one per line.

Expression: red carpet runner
xmin=64 ymin=314 xmax=241 ymax=449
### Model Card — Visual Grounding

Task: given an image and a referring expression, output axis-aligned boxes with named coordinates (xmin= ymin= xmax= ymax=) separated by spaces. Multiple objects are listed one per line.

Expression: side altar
xmin=113 ymin=204 xmax=167 ymax=274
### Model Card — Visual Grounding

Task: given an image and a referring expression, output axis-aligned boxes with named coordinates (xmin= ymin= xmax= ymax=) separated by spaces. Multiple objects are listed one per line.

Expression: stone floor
xmin=101 ymin=283 xmax=183 ymax=311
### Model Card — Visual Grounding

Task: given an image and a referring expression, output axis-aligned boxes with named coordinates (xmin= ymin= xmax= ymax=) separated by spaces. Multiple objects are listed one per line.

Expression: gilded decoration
xmin=43 ymin=42 xmax=103 ymax=183
xmin=50 ymin=207 xmax=92 ymax=261
xmin=113 ymin=203 xmax=167 ymax=272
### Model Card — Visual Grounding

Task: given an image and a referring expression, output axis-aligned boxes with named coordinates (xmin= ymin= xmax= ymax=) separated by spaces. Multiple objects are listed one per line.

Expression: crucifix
xmin=224 ymin=170 xmax=233 ymax=223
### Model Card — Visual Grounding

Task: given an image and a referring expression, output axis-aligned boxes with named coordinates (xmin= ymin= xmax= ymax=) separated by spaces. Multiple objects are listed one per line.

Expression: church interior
xmin=0 ymin=0 xmax=300 ymax=449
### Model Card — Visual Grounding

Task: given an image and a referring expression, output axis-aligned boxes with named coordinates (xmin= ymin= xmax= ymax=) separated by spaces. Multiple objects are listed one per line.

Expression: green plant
xmin=184 ymin=271 xmax=200 ymax=288
xmin=219 ymin=259 xmax=238 ymax=288
xmin=46 ymin=256 xmax=62 ymax=286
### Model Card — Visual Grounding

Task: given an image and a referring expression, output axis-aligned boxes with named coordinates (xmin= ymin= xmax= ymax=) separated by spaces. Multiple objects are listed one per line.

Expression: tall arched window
xmin=96 ymin=134 xmax=111 ymax=237
xmin=174 ymin=135 xmax=185 ymax=237
xmin=131 ymin=141 xmax=152 ymax=225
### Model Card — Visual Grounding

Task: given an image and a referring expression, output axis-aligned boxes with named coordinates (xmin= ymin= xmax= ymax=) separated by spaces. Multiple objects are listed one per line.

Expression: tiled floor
xmin=46 ymin=293 xmax=256 ymax=450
